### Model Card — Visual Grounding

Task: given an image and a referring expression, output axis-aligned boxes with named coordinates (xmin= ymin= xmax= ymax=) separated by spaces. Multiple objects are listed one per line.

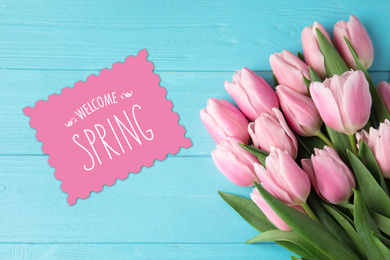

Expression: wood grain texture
xmin=0 ymin=243 xmax=291 ymax=259
xmin=1 ymin=0 xmax=390 ymax=258
xmin=0 ymin=156 xmax=258 ymax=243
xmin=0 ymin=0 xmax=389 ymax=71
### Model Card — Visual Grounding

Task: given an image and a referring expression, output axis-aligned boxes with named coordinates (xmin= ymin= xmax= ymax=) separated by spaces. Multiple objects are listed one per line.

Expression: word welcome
xmin=73 ymin=104 xmax=154 ymax=171
xmin=75 ymin=92 xmax=118 ymax=119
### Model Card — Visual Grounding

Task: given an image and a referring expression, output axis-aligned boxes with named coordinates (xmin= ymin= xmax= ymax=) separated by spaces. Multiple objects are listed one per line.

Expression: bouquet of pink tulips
xmin=201 ymin=15 xmax=390 ymax=260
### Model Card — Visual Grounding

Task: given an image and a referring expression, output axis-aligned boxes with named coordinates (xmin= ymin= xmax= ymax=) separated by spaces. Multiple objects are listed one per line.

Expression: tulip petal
xmin=301 ymin=22 xmax=331 ymax=79
xmin=312 ymin=155 xmax=353 ymax=203
xmin=212 ymin=149 xmax=257 ymax=186
xmin=228 ymin=137 xmax=259 ymax=167
xmin=301 ymin=158 xmax=317 ymax=190
xmin=334 ymin=20 xmax=357 ymax=69
xmin=280 ymin=50 xmax=310 ymax=80
xmin=310 ymin=81 xmax=344 ymax=132
xmin=200 ymin=108 xmax=227 ymax=144
xmin=378 ymin=81 xmax=390 ymax=113
xmin=272 ymin=108 xmax=298 ymax=158
xmin=270 ymin=52 xmax=309 ymax=95
xmin=277 ymin=150 xmax=310 ymax=205
xmin=248 ymin=122 xmax=260 ymax=148
xmin=251 ymin=189 xmax=292 ymax=231
xmin=341 ymin=70 xmax=371 ymax=134
xmin=241 ymin=68 xmax=279 ymax=116
xmin=348 ymin=15 xmax=374 ymax=69
xmin=207 ymin=98 xmax=249 ymax=143
xmin=225 ymin=81 xmax=258 ymax=121
xmin=375 ymin=124 xmax=390 ymax=178
xmin=255 ymin=162 xmax=294 ymax=205
xmin=276 ymin=85 xmax=322 ymax=136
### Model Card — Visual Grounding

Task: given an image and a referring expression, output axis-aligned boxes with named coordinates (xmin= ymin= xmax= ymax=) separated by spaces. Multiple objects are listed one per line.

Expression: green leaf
xmin=373 ymin=232 xmax=390 ymax=251
xmin=297 ymin=51 xmax=305 ymax=62
xmin=316 ymin=28 xmax=349 ymax=77
xmin=247 ymin=230 xmax=331 ymax=260
xmin=348 ymin=151 xmax=390 ymax=218
xmin=303 ymin=76 xmax=311 ymax=89
xmin=307 ymin=194 xmax=356 ymax=253
xmin=326 ymin=126 xmax=351 ymax=164
xmin=255 ymin=183 xmax=360 ymax=260
xmin=218 ymin=192 xmax=312 ymax=258
xmin=358 ymin=141 xmax=388 ymax=195
xmin=218 ymin=192 xmax=274 ymax=231
xmin=372 ymin=233 xmax=390 ymax=260
xmin=272 ymin=73 xmax=279 ymax=86
xmin=326 ymin=203 xmax=354 ymax=226
xmin=239 ymin=143 xmax=268 ymax=167
xmin=296 ymin=140 xmax=312 ymax=160
xmin=309 ymin=66 xmax=322 ymax=82
xmin=371 ymin=211 xmax=390 ymax=237
xmin=344 ymin=37 xmax=390 ymax=123
xmin=296 ymin=135 xmax=326 ymax=155
xmin=322 ymin=203 xmax=367 ymax=259
xmin=354 ymin=190 xmax=387 ymax=259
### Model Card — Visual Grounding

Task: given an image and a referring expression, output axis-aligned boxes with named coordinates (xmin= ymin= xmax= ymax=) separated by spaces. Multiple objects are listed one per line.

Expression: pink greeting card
xmin=23 ymin=49 xmax=192 ymax=205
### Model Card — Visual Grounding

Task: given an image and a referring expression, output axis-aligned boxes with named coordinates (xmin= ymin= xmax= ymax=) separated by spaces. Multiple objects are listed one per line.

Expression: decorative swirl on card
xmin=121 ymin=92 xmax=133 ymax=99
xmin=65 ymin=118 xmax=77 ymax=127
xmin=23 ymin=49 xmax=192 ymax=205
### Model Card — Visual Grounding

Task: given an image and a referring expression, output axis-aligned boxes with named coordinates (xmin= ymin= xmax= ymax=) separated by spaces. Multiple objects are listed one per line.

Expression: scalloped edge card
xmin=23 ymin=49 xmax=192 ymax=205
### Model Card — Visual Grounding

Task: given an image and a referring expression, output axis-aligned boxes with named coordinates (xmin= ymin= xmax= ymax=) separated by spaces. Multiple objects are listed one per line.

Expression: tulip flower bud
xmin=334 ymin=15 xmax=374 ymax=70
xmin=248 ymin=108 xmax=298 ymax=159
xmin=302 ymin=146 xmax=356 ymax=204
xmin=358 ymin=121 xmax=390 ymax=178
xmin=200 ymin=98 xmax=249 ymax=144
xmin=251 ymin=187 xmax=306 ymax=231
xmin=378 ymin=81 xmax=390 ymax=113
xmin=254 ymin=149 xmax=311 ymax=206
xmin=224 ymin=68 xmax=279 ymax=121
xmin=269 ymin=50 xmax=310 ymax=95
xmin=301 ymin=21 xmax=333 ymax=79
xmin=251 ymin=187 xmax=291 ymax=231
xmin=276 ymin=85 xmax=323 ymax=137
xmin=212 ymin=137 xmax=260 ymax=186
xmin=310 ymin=70 xmax=371 ymax=135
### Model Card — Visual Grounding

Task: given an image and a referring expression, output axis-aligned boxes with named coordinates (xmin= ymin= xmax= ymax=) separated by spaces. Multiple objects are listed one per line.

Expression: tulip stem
xmin=348 ymin=134 xmax=358 ymax=156
xmin=316 ymin=132 xmax=334 ymax=148
xmin=302 ymin=203 xmax=320 ymax=223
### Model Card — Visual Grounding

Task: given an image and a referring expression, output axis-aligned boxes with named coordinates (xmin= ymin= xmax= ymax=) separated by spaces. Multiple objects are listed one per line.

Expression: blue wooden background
xmin=1 ymin=0 xmax=389 ymax=259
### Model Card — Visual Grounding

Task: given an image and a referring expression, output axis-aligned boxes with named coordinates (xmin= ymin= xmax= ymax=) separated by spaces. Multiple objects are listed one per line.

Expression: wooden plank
xmin=0 ymin=0 xmax=389 ymax=71
xmin=0 ymin=243 xmax=293 ymax=259
xmin=0 ymin=155 xmax=260 ymax=243
xmin=1 ymin=70 xmax=389 ymax=156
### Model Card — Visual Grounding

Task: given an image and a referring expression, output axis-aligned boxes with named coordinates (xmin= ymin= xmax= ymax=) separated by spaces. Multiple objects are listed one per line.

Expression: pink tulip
xmin=224 ymin=68 xmax=279 ymax=121
xmin=301 ymin=21 xmax=333 ymax=79
xmin=310 ymin=70 xmax=371 ymax=135
xmin=302 ymin=146 xmax=355 ymax=204
xmin=269 ymin=50 xmax=310 ymax=95
xmin=358 ymin=121 xmax=390 ymax=178
xmin=200 ymin=98 xmax=249 ymax=144
xmin=378 ymin=81 xmax=390 ymax=113
xmin=248 ymin=108 xmax=298 ymax=159
xmin=254 ymin=149 xmax=311 ymax=206
xmin=276 ymin=85 xmax=322 ymax=137
xmin=212 ymin=137 xmax=260 ymax=186
xmin=334 ymin=15 xmax=374 ymax=70
xmin=251 ymin=187 xmax=306 ymax=231
xmin=251 ymin=187 xmax=291 ymax=231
